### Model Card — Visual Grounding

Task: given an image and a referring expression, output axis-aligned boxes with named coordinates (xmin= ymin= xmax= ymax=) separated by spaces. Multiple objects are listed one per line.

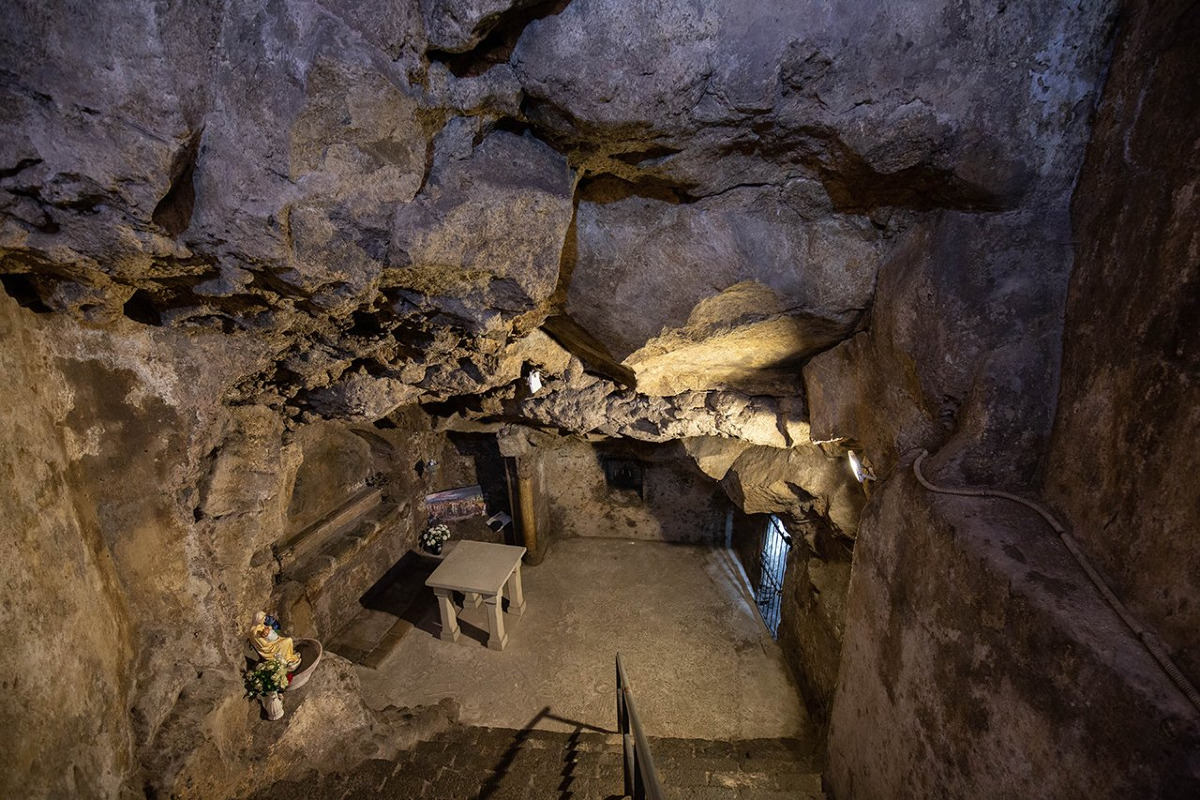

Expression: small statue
xmin=248 ymin=611 xmax=302 ymax=670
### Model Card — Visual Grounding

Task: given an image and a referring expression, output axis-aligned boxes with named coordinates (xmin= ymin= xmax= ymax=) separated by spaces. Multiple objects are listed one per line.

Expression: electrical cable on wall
xmin=911 ymin=449 xmax=1200 ymax=715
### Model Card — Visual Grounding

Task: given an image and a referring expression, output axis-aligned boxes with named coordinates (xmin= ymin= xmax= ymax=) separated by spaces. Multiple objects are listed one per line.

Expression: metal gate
xmin=754 ymin=515 xmax=792 ymax=637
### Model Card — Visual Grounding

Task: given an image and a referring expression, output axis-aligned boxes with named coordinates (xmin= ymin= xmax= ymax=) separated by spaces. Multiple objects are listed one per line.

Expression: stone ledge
xmin=275 ymin=487 xmax=384 ymax=571
xmin=829 ymin=470 xmax=1200 ymax=799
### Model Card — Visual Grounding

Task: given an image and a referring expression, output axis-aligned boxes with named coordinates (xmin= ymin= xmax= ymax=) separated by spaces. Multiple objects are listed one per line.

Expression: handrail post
xmin=614 ymin=653 xmax=664 ymax=800
xmin=616 ymin=657 xmax=627 ymax=732
xmin=617 ymin=655 xmax=633 ymax=796
xmin=623 ymin=725 xmax=636 ymax=798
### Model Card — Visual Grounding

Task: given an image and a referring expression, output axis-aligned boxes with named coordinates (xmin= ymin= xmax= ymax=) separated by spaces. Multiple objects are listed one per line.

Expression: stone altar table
xmin=425 ymin=540 xmax=527 ymax=650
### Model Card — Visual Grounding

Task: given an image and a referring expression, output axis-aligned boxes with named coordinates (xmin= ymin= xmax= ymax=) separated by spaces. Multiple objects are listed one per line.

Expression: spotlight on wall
xmin=848 ymin=450 xmax=876 ymax=497
xmin=848 ymin=450 xmax=866 ymax=482
xmin=848 ymin=450 xmax=876 ymax=483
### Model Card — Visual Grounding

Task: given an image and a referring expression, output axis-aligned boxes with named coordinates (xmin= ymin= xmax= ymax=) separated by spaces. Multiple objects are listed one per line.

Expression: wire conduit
xmin=911 ymin=449 xmax=1200 ymax=715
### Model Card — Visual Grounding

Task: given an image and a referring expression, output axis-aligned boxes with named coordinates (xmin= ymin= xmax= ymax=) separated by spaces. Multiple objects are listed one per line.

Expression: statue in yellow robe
xmin=248 ymin=611 xmax=302 ymax=670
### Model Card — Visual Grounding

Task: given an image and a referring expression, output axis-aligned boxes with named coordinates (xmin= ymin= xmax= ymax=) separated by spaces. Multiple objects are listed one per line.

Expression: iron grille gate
xmin=754 ymin=516 xmax=792 ymax=637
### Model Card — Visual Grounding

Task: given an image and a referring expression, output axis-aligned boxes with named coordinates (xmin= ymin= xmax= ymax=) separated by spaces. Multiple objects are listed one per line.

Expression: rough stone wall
xmin=828 ymin=472 xmax=1200 ymax=799
xmin=0 ymin=0 xmax=1165 ymax=795
xmin=1044 ymin=0 xmax=1200 ymax=690
xmin=799 ymin=0 xmax=1119 ymax=489
xmin=0 ymin=289 xmax=456 ymax=797
xmin=776 ymin=524 xmax=852 ymax=727
xmin=729 ymin=509 xmax=853 ymax=726
xmin=0 ymin=295 xmax=137 ymax=798
xmin=823 ymin=4 xmax=1200 ymax=794
xmin=542 ymin=439 xmax=728 ymax=544
xmin=0 ymin=291 xmax=280 ymax=796
xmin=804 ymin=203 xmax=1084 ymax=488
xmin=756 ymin=0 xmax=1199 ymax=793
xmin=0 ymin=0 xmax=1123 ymax=441
xmin=284 ymin=422 xmax=376 ymax=536
xmin=278 ymin=416 xmax=508 ymax=640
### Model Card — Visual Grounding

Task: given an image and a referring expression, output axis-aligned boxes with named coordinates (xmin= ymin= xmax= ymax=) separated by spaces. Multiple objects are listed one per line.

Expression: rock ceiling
xmin=0 ymin=0 xmax=1111 ymax=451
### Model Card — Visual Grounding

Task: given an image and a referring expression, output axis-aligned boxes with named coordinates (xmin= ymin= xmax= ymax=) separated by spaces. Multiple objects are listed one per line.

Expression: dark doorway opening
xmin=602 ymin=457 xmax=644 ymax=498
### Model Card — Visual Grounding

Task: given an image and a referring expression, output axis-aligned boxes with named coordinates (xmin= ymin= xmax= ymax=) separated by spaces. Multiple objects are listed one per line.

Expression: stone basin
xmin=288 ymin=639 xmax=323 ymax=691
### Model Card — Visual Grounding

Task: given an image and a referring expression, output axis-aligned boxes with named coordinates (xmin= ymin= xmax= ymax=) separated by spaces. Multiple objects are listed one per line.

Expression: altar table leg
xmin=433 ymin=588 xmax=461 ymax=643
xmin=506 ymin=565 xmax=526 ymax=616
xmin=485 ymin=593 xmax=508 ymax=651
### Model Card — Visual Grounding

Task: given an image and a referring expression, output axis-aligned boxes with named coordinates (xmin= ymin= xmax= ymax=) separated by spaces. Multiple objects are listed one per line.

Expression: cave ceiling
xmin=0 ymin=0 xmax=1110 ymax=444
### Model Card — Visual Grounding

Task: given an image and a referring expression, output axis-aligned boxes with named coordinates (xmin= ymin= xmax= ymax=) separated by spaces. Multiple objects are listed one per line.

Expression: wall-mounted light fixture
xmin=527 ymin=370 xmax=542 ymax=394
xmin=848 ymin=450 xmax=876 ymax=496
xmin=848 ymin=450 xmax=868 ymax=482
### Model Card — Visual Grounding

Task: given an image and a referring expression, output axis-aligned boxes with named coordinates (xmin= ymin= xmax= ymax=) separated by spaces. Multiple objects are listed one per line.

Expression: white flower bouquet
xmin=420 ymin=523 xmax=451 ymax=551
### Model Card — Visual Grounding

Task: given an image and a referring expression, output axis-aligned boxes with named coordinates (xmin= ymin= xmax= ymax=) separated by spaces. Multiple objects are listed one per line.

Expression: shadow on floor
xmin=363 ymin=552 xmax=438 ymax=623
xmin=327 ymin=552 xmax=442 ymax=665
xmin=479 ymin=705 xmax=623 ymax=800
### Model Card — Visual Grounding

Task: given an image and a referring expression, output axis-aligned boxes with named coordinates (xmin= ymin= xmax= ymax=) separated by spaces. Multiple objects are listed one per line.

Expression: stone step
xmin=246 ymin=725 xmax=824 ymax=799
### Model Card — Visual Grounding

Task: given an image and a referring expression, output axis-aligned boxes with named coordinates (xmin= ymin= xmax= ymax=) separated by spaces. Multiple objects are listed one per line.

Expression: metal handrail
xmin=616 ymin=653 xmax=665 ymax=800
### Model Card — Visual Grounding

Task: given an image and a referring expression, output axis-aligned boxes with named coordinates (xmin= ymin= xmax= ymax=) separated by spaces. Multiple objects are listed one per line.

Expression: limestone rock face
xmin=777 ymin=536 xmax=853 ymax=722
xmin=304 ymin=371 xmax=423 ymax=422
xmin=0 ymin=290 xmax=457 ymax=800
xmin=421 ymin=0 xmax=544 ymax=53
xmin=569 ymin=182 xmax=881 ymax=373
xmin=0 ymin=291 xmax=276 ymax=799
xmin=147 ymin=654 xmax=457 ymax=800
xmin=0 ymin=0 xmax=1150 ymax=796
xmin=687 ymin=434 xmax=864 ymax=539
xmin=828 ymin=473 xmax=1200 ymax=800
xmin=804 ymin=206 xmax=1079 ymax=488
xmin=624 ymin=283 xmax=855 ymax=398
xmin=719 ymin=444 xmax=864 ymax=538
xmin=683 ymin=436 xmax=754 ymax=482
xmin=0 ymin=0 xmax=566 ymax=425
xmin=391 ymin=127 xmax=574 ymax=330
xmin=514 ymin=372 xmax=810 ymax=448
xmin=0 ymin=0 xmax=1117 ymax=447
xmin=0 ymin=296 xmax=136 ymax=800
xmin=1044 ymin=0 xmax=1200 ymax=691
xmin=513 ymin=0 xmax=1111 ymax=201
xmin=541 ymin=439 xmax=731 ymax=544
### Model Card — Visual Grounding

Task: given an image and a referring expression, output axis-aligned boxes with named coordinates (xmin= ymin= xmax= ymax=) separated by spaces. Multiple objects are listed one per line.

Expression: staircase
xmin=248 ymin=725 xmax=825 ymax=799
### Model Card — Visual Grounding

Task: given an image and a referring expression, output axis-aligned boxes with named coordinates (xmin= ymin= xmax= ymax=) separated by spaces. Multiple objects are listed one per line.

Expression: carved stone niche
xmin=275 ymin=422 xmax=406 ymax=640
